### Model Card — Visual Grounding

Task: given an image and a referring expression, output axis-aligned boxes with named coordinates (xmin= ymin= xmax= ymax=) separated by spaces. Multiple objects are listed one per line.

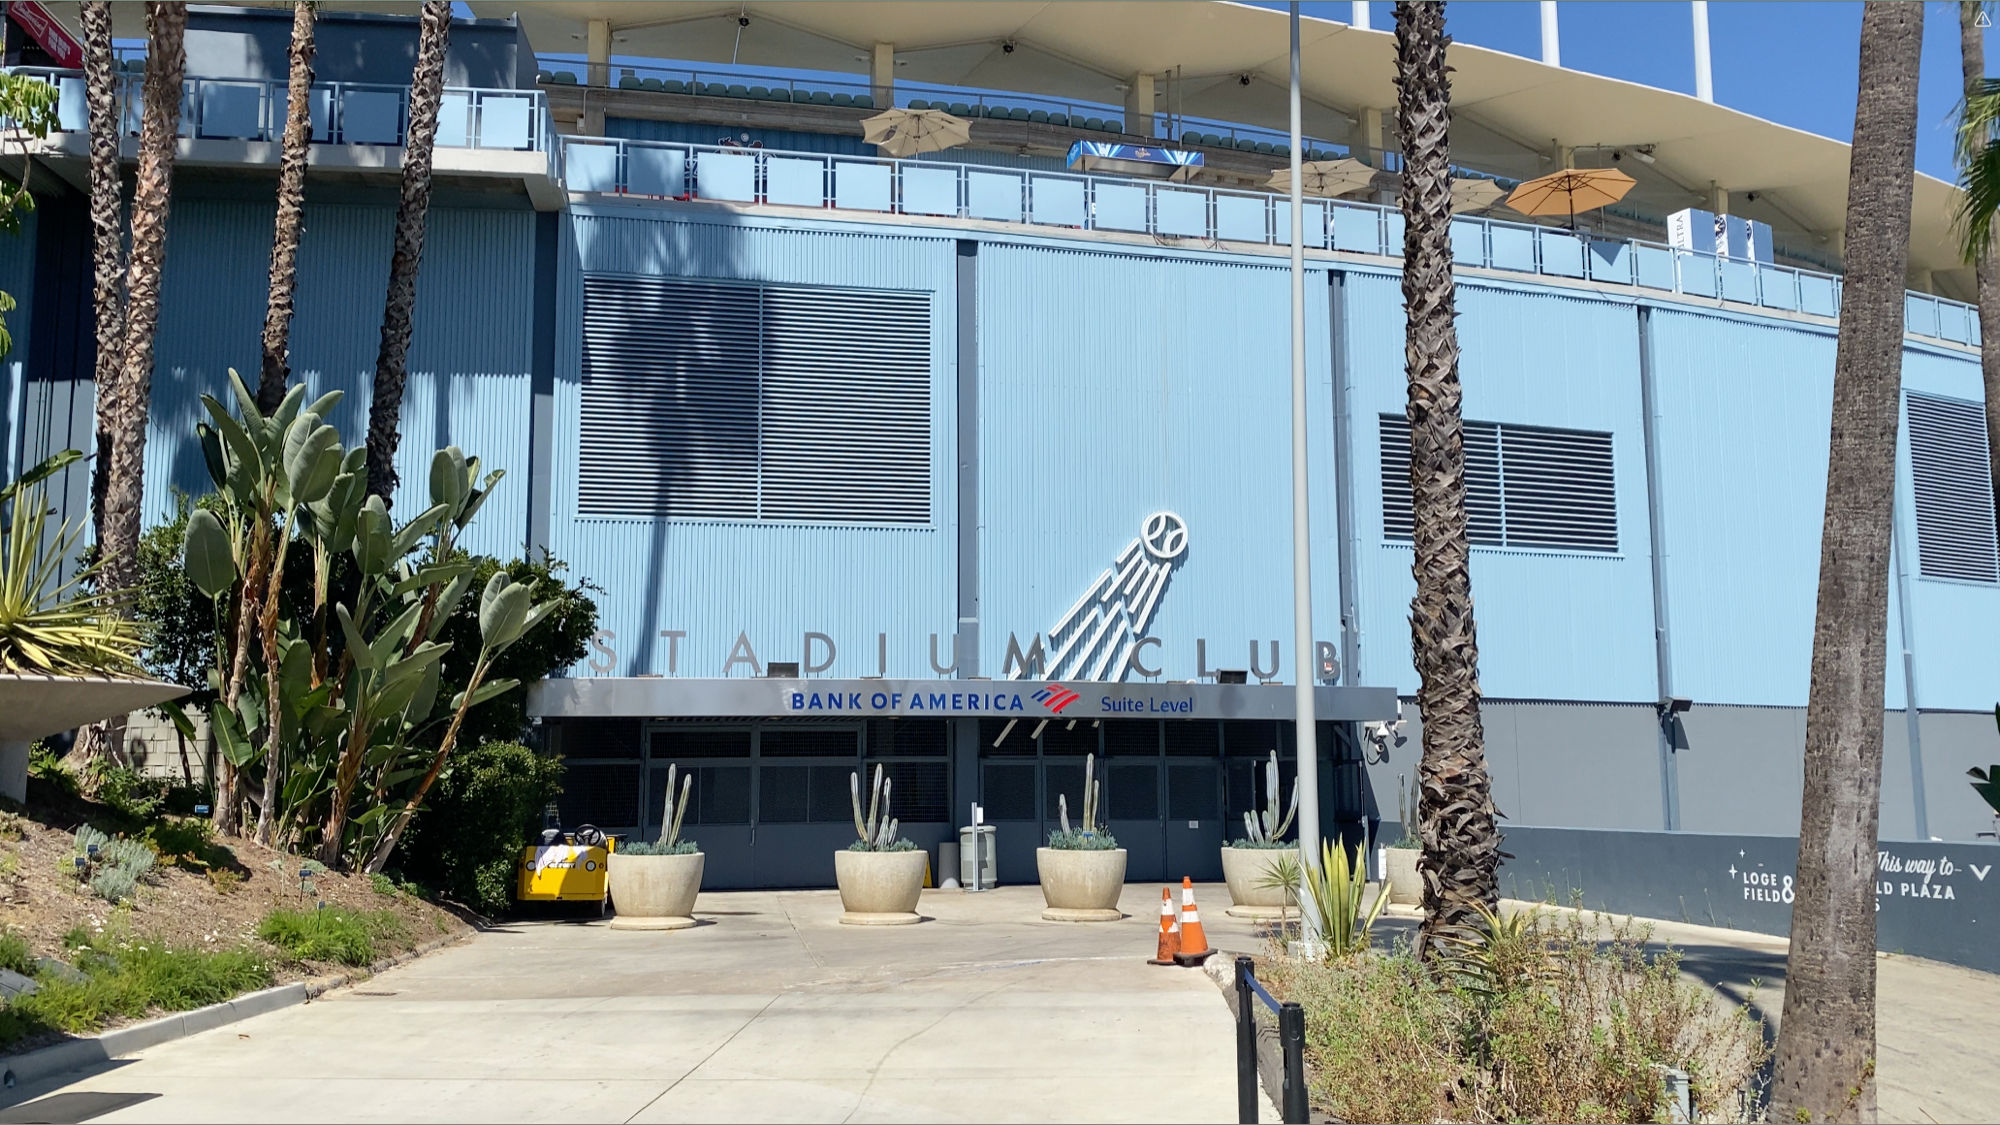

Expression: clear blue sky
xmin=1263 ymin=2 xmax=1985 ymax=184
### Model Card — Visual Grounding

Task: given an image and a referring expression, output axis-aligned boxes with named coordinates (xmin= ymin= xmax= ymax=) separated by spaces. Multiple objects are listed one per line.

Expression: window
xmin=1907 ymin=392 xmax=1999 ymax=583
xmin=579 ymin=275 xmax=932 ymax=523
xmin=1379 ymin=415 xmax=1617 ymax=552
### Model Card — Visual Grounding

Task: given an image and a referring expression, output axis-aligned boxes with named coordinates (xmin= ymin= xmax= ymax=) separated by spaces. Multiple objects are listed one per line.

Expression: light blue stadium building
xmin=3 ymin=4 xmax=1995 ymax=914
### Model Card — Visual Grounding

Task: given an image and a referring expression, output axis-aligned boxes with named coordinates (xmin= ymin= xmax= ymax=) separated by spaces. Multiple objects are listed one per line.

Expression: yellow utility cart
xmin=516 ymin=830 xmax=616 ymax=913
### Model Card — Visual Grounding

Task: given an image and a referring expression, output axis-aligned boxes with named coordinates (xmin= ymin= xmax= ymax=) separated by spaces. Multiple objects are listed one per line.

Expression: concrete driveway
xmin=6 ymin=884 xmax=1280 ymax=1124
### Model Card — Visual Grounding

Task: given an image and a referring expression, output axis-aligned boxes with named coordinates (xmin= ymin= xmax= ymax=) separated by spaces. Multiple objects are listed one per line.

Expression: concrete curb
xmin=0 ymin=924 xmax=475 ymax=1089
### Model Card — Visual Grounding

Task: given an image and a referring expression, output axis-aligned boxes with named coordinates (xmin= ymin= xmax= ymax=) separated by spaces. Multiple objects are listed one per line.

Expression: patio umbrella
xmin=1265 ymin=158 xmax=1377 ymax=199
xmin=1504 ymin=167 xmax=1636 ymax=227
xmin=861 ymin=107 xmax=972 ymax=158
xmin=1449 ymin=177 xmax=1507 ymax=214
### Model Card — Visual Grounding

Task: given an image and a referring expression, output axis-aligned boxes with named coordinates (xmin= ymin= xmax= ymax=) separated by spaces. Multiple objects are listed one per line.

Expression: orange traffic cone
xmin=1173 ymin=876 xmax=1214 ymax=966
xmin=1148 ymin=886 xmax=1181 ymax=965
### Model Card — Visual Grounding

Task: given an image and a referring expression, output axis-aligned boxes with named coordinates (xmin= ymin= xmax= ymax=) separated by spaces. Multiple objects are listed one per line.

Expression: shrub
xmin=257 ymin=908 xmax=404 ymax=967
xmin=393 ymin=740 xmax=563 ymax=916
xmin=618 ymin=839 xmax=700 ymax=857
xmin=0 ymin=929 xmax=271 ymax=1047
xmin=28 ymin=743 xmax=77 ymax=799
xmin=207 ymin=868 xmax=241 ymax=895
xmin=1045 ymin=829 xmax=1119 ymax=850
xmin=142 ymin=817 xmax=234 ymax=872
xmin=1261 ymin=907 xmax=1769 ymax=1123
xmin=0 ymin=929 xmax=32 ymax=975
xmin=71 ymin=827 xmax=155 ymax=903
xmin=88 ymin=764 xmax=167 ymax=821
xmin=370 ymin=872 xmax=398 ymax=896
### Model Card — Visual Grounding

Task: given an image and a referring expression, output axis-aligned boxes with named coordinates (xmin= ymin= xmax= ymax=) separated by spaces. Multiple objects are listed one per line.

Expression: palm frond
xmin=1953 ymin=82 xmax=2000 ymax=261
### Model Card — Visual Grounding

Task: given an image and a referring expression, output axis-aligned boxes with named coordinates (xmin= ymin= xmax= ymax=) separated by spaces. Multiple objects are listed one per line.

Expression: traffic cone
xmin=1148 ymin=887 xmax=1181 ymax=965
xmin=1173 ymin=876 xmax=1214 ymax=966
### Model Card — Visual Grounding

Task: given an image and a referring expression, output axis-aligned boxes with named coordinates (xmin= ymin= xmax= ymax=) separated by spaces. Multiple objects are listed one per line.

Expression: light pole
xmin=1286 ymin=0 xmax=1323 ymax=943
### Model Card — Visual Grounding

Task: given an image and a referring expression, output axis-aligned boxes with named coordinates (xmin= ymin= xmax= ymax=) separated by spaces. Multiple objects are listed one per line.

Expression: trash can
xmin=937 ymin=841 xmax=960 ymax=888
xmin=958 ymin=825 xmax=997 ymax=891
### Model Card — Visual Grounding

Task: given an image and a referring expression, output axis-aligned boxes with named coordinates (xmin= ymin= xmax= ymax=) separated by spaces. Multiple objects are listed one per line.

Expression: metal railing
xmin=1235 ymin=956 xmax=1307 ymax=1125
xmin=557 ymin=135 xmax=1979 ymax=348
xmin=11 ymin=68 xmax=554 ymax=154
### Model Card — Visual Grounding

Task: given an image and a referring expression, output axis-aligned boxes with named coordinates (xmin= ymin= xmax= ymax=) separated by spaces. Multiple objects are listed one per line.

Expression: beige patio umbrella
xmin=1449 ymin=178 xmax=1507 ymax=214
xmin=1265 ymin=157 xmax=1377 ymax=199
xmin=861 ymin=107 xmax=972 ymax=158
xmin=1504 ymin=167 xmax=1636 ymax=228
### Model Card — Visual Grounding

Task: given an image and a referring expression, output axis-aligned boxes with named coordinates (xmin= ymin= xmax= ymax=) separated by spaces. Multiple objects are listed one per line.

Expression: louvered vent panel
xmin=1380 ymin=415 xmax=1617 ymax=552
xmin=579 ymin=275 xmax=932 ymax=524
xmin=1907 ymin=392 xmax=1999 ymax=583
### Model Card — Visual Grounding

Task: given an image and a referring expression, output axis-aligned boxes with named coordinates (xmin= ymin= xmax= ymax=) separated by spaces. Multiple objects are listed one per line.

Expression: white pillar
xmin=871 ymin=42 xmax=894 ymax=107
xmin=1125 ymin=73 xmax=1155 ymax=139
xmin=1286 ymin=0 xmax=1323 ymax=948
xmin=586 ymin=19 xmax=611 ymax=87
xmin=1358 ymin=106 xmax=1385 ymax=166
xmin=1540 ymin=1 xmax=1560 ymax=66
xmin=1692 ymin=1 xmax=1714 ymax=102
xmin=1707 ymin=181 xmax=1728 ymax=215
xmin=1351 ymin=1 xmax=1370 ymax=31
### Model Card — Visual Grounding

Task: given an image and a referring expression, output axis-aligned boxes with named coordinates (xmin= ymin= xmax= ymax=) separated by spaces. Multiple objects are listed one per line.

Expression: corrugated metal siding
xmin=974 ymin=243 xmax=1339 ymax=683
xmin=0 ymin=208 xmax=35 ymax=481
xmin=553 ymin=209 xmax=957 ymax=678
xmin=1348 ymin=275 xmax=1656 ymax=702
xmin=142 ymin=199 xmax=536 ymax=559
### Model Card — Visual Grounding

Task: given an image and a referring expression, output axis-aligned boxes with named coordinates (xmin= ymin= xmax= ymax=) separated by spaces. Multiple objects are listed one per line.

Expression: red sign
xmin=8 ymin=1 xmax=84 ymax=69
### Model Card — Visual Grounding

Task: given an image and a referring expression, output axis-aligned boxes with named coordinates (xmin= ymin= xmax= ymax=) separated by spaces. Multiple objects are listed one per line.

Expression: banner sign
xmin=9 ymin=1 xmax=83 ymax=69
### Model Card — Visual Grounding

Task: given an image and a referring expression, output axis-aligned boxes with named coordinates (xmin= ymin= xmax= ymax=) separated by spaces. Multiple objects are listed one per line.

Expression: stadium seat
xmin=726 ymin=84 xmax=750 ymax=98
xmin=1236 ymin=137 xmax=1259 ymax=151
xmin=1082 ymin=116 xmax=1104 ymax=131
xmin=697 ymin=82 xmax=723 ymax=96
xmin=1103 ymin=117 xmax=1122 ymax=132
xmin=1254 ymin=141 xmax=1275 ymax=155
xmin=853 ymin=94 xmax=874 ymax=108
xmin=748 ymin=85 xmax=770 ymax=98
xmin=832 ymin=92 xmax=855 ymax=107
xmin=1271 ymin=144 xmax=1288 ymax=159
xmin=618 ymin=76 xmax=642 ymax=90
xmin=642 ymin=77 xmax=665 ymax=92
xmin=1030 ymin=110 xmax=1050 ymax=124
xmin=1047 ymin=113 xmax=1069 ymax=127
xmin=1009 ymin=107 xmax=1031 ymax=121
xmin=909 ymin=99 xmax=931 ymax=110
xmin=1204 ymin=132 xmax=1225 ymax=147
xmin=662 ymin=79 xmax=687 ymax=94
xmin=948 ymin=102 xmax=971 ymax=117
xmin=551 ymin=71 xmax=578 ymax=85
xmin=809 ymin=90 xmax=834 ymax=105
xmin=535 ymin=69 xmax=551 ymax=83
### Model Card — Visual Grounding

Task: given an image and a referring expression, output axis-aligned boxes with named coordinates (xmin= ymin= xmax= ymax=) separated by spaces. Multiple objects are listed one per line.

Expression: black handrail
xmin=1234 ymin=955 xmax=1308 ymax=1124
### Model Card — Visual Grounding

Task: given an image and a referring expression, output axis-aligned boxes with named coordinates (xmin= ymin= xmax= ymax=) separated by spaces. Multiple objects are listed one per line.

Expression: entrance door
xmin=646 ymin=727 xmax=754 ymax=889
xmin=1103 ymin=720 xmax=1164 ymax=883
xmin=752 ymin=727 xmax=861 ymax=888
xmin=1163 ymin=721 xmax=1224 ymax=881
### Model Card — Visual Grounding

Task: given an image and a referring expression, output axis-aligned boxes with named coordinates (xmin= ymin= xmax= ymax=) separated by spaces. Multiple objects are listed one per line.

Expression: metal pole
xmin=1540 ymin=0 xmax=1560 ymax=67
xmin=1350 ymin=1 xmax=1370 ymax=31
xmin=1235 ymin=957 xmax=1258 ymax=1125
xmin=1286 ymin=0 xmax=1323 ymax=945
xmin=1890 ymin=505 xmax=1930 ymax=838
xmin=1691 ymin=1 xmax=1714 ymax=102
xmin=1279 ymin=1001 xmax=1308 ymax=1124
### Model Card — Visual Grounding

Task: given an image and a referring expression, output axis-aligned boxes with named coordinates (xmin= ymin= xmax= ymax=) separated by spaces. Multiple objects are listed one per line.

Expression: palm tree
xmin=82 ymin=1 xmax=126 ymax=563
xmin=1770 ymin=5 xmax=1923 ymax=1121
xmin=1957 ymin=1 xmax=2000 ymax=513
xmin=1392 ymin=0 xmax=1501 ymax=962
xmin=364 ymin=0 xmax=451 ymax=501
xmin=257 ymin=1 xmax=318 ymax=414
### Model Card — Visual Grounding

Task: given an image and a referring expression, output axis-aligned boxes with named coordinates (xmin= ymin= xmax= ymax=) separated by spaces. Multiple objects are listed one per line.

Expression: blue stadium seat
xmin=642 ymin=77 xmax=665 ymax=92
xmin=909 ymin=99 xmax=931 ymax=110
xmin=748 ymin=85 xmax=770 ymax=99
xmin=853 ymin=94 xmax=874 ymax=109
xmin=1030 ymin=110 xmax=1050 ymax=124
xmin=662 ymin=79 xmax=687 ymax=94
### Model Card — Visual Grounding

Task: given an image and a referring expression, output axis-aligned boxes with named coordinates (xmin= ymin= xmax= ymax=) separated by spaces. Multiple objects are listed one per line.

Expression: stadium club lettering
xmin=782 ymin=689 xmax=1198 ymax=715
xmin=583 ymin=629 xmax=1339 ymax=683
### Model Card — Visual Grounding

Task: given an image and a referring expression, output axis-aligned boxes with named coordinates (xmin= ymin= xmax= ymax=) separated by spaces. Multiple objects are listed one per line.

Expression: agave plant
xmin=1255 ymin=835 xmax=1387 ymax=961
xmin=0 ymin=450 xmax=143 ymax=677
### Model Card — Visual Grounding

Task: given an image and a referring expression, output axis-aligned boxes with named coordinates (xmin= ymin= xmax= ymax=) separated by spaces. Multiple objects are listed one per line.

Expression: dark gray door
xmin=752 ymin=727 xmax=861 ymax=888
xmin=646 ymin=727 xmax=754 ymax=889
xmin=1164 ymin=721 xmax=1224 ymax=881
xmin=1103 ymin=720 xmax=1165 ymax=883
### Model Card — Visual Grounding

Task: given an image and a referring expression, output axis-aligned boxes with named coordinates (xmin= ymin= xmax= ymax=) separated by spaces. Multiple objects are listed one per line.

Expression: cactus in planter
xmin=1235 ymin=750 xmax=1299 ymax=848
xmin=622 ymin=763 xmax=698 ymax=856
xmin=1390 ymin=770 xmax=1423 ymax=850
xmin=849 ymin=765 xmax=916 ymax=852
xmin=1050 ymin=753 xmax=1117 ymax=850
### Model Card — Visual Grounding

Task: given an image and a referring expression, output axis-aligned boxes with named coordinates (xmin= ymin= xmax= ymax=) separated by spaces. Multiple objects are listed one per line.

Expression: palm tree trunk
xmin=96 ymin=3 xmax=186 ymax=604
xmin=71 ymin=1 xmax=129 ymax=770
xmin=257 ymin=0 xmax=316 ymax=414
xmin=1769 ymin=5 xmax=1922 ymax=1121
xmin=1393 ymin=0 xmax=1501 ymax=963
xmin=1964 ymin=2 xmax=2000 ymax=516
xmin=364 ymin=0 xmax=450 ymax=501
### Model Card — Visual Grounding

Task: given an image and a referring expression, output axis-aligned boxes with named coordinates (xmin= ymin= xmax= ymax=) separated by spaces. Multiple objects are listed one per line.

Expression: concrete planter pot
xmin=1036 ymin=847 xmax=1127 ymax=921
xmin=834 ymin=848 xmax=927 ymax=925
xmin=1383 ymin=846 xmax=1422 ymax=906
xmin=0 ymin=675 xmax=187 ymax=803
xmin=1221 ymin=846 xmax=1299 ymax=919
xmin=607 ymin=851 xmax=704 ymax=930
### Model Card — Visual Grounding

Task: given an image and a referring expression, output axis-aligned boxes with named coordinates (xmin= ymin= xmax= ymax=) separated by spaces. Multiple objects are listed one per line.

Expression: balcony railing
xmin=14 ymin=68 xmax=553 ymax=155
xmin=559 ymin=135 xmax=1982 ymax=349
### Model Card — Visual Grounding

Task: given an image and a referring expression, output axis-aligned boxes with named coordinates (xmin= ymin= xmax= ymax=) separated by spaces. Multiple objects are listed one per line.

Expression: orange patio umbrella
xmin=1504 ymin=167 xmax=1636 ymax=228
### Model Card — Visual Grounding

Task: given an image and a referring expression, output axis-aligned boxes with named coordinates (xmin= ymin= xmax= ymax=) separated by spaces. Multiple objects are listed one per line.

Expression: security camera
xmin=1362 ymin=718 xmax=1406 ymax=762
xmin=1002 ymin=40 xmax=1016 ymax=53
xmin=737 ymin=15 xmax=750 ymax=27
xmin=1239 ymin=73 xmax=1253 ymax=86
